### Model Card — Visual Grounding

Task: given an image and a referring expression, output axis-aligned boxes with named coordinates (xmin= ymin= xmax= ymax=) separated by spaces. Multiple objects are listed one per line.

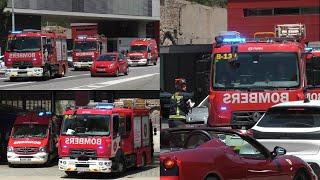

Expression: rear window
xmin=257 ymin=107 xmax=320 ymax=128
xmin=97 ymin=54 xmax=117 ymax=61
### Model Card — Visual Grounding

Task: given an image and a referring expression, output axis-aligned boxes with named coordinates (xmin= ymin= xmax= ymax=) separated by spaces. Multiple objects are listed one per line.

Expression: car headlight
xmin=7 ymin=146 xmax=13 ymax=152
xmin=109 ymin=64 xmax=115 ymax=68
xmin=39 ymin=147 xmax=47 ymax=152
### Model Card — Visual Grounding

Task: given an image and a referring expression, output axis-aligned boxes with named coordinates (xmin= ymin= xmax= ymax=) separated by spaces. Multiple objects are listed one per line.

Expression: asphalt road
xmin=0 ymin=62 xmax=159 ymax=90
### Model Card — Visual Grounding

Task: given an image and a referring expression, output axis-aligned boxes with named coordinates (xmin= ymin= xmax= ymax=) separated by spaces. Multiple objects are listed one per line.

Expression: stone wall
xmin=160 ymin=0 xmax=227 ymax=45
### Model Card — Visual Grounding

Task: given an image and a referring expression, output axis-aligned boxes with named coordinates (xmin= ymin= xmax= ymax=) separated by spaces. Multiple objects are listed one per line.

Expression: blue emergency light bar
xmin=95 ymin=103 xmax=114 ymax=109
xmin=38 ymin=112 xmax=52 ymax=116
xmin=223 ymin=37 xmax=246 ymax=43
xmin=11 ymin=31 xmax=22 ymax=34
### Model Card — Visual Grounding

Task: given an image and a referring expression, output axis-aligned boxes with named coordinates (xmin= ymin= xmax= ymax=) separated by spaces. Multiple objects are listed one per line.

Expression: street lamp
xmin=11 ymin=0 xmax=15 ymax=32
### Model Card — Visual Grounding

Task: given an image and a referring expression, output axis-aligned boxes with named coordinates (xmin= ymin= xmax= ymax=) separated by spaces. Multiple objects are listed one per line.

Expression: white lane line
xmin=0 ymin=82 xmax=34 ymax=88
xmin=67 ymin=73 xmax=159 ymax=90
xmin=58 ymin=73 xmax=90 ymax=80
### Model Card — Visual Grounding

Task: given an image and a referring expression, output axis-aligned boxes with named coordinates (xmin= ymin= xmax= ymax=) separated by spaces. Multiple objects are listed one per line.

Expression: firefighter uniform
xmin=168 ymin=92 xmax=191 ymax=128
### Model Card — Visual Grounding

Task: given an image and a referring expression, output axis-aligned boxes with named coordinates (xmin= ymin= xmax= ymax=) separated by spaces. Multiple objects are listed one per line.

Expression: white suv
xmin=251 ymin=100 xmax=320 ymax=176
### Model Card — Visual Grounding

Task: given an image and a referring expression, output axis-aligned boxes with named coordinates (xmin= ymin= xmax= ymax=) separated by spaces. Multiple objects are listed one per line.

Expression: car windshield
xmin=12 ymin=124 xmax=47 ymax=138
xmin=7 ymin=37 xmax=41 ymax=52
xmin=306 ymin=56 xmax=320 ymax=87
xmin=74 ymin=41 xmax=97 ymax=52
xmin=130 ymin=45 xmax=147 ymax=52
xmin=61 ymin=114 xmax=110 ymax=136
xmin=213 ymin=52 xmax=300 ymax=89
xmin=257 ymin=107 xmax=320 ymax=128
xmin=97 ymin=54 xmax=117 ymax=61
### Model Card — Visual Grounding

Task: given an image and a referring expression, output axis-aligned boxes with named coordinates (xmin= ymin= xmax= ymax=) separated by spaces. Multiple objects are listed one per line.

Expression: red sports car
xmin=160 ymin=127 xmax=317 ymax=180
xmin=91 ymin=52 xmax=129 ymax=77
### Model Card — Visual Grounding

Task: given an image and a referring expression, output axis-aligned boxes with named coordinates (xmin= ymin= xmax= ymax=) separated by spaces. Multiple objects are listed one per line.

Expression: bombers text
xmin=223 ymin=93 xmax=289 ymax=104
xmin=65 ymin=138 xmax=102 ymax=145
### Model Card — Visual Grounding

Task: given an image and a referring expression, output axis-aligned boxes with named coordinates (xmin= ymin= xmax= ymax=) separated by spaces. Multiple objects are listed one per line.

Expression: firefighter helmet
xmin=175 ymin=78 xmax=187 ymax=91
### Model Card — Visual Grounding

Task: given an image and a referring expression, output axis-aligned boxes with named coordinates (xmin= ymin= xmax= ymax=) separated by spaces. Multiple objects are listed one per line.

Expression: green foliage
xmin=187 ymin=0 xmax=227 ymax=7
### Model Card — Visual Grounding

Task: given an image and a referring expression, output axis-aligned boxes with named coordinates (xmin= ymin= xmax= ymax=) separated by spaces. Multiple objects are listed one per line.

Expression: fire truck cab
xmin=127 ymin=39 xmax=158 ymax=66
xmin=58 ymin=101 xmax=153 ymax=176
xmin=4 ymin=29 xmax=68 ymax=81
xmin=7 ymin=111 xmax=59 ymax=166
xmin=72 ymin=35 xmax=108 ymax=70
xmin=209 ymin=24 xmax=306 ymax=128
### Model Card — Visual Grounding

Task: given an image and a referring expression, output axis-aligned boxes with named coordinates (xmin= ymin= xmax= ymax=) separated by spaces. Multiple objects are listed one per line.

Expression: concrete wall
xmin=160 ymin=0 xmax=227 ymax=45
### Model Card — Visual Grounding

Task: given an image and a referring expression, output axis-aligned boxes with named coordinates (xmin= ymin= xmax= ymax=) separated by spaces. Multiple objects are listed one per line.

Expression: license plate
xmin=20 ymin=158 xmax=31 ymax=162
xmin=77 ymin=167 xmax=88 ymax=172
xmin=97 ymin=68 xmax=105 ymax=72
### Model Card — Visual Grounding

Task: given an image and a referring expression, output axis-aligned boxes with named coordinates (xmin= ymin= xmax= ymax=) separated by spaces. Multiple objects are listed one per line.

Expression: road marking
xmin=0 ymin=82 xmax=34 ymax=88
xmin=66 ymin=73 xmax=159 ymax=90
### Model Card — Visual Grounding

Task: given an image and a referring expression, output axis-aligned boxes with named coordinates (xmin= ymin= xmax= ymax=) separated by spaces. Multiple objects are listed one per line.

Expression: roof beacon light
xmin=77 ymin=35 xmax=88 ymax=40
xmin=11 ymin=31 xmax=22 ymax=34
xmin=95 ymin=103 xmax=114 ymax=109
xmin=223 ymin=37 xmax=246 ymax=43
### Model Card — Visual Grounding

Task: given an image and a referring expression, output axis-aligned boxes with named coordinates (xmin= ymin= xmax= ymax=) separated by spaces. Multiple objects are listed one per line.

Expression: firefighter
xmin=168 ymin=78 xmax=194 ymax=128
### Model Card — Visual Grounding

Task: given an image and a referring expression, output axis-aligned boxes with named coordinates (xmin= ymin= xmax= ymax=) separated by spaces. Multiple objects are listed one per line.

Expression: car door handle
xmin=248 ymin=170 xmax=273 ymax=173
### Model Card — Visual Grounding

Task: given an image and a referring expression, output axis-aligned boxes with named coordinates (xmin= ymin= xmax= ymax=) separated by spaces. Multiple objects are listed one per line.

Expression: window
xmin=244 ymin=9 xmax=273 ymax=17
xmin=274 ymin=8 xmax=300 ymax=15
xmin=224 ymin=134 xmax=265 ymax=159
xmin=301 ymin=7 xmax=320 ymax=14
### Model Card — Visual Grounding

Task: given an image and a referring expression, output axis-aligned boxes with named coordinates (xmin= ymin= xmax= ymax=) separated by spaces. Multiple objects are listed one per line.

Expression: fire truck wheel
xmin=91 ymin=73 xmax=96 ymax=77
xmin=8 ymin=163 xmax=15 ymax=168
xmin=44 ymin=154 xmax=51 ymax=167
xmin=65 ymin=171 xmax=78 ymax=177
xmin=9 ymin=77 xmax=17 ymax=82
xmin=146 ymin=59 xmax=150 ymax=66
xmin=205 ymin=174 xmax=219 ymax=180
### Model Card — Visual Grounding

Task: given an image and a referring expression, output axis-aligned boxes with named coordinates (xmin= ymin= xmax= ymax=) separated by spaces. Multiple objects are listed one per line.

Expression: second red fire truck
xmin=305 ymin=45 xmax=320 ymax=100
xmin=58 ymin=101 xmax=153 ymax=176
xmin=4 ymin=29 xmax=68 ymax=81
xmin=7 ymin=111 xmax=59 ymax=167
xmin=127 ymin=39 xmax=158 ymax=66
xmin=209 ymin=24 xmax=307 ymax=128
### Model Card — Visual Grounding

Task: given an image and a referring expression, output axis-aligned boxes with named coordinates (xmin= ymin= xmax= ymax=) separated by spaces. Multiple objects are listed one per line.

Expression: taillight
xmin=163 ymin=157 xmax=176 ymax=169
xmin=246 ymin=129 xmax=254 ymax=137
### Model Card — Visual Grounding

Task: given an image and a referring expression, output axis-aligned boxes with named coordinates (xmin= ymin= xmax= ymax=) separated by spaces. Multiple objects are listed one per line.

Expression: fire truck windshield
xmin=130 ymin=45 xmax=147 ymax=52
xmin=61 ymin=114 xmax=110 ymax=136
xmin=74 ymin=41 xmax=97 ymax=52
xmin=213 ymin=52 xmax=300 ymax=89
xmin=7 ymin=37 xmax=41 ymax=52
xmin=12 ymin=124 xmax=47 ymax=138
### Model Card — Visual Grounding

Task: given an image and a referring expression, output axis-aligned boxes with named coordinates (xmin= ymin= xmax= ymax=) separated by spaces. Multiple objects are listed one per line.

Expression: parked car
xmin=251 ymin=100 xmax=320 ymax=177
xmin=90 ymin=52 xmax=129 ymax=77
xmin=160 ymin=127 xmax=317 ymax=180
xmin=186 ymin=96 xmax=208 ymax=124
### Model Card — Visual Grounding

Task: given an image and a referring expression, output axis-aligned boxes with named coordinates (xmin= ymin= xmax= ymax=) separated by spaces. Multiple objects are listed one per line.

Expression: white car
xmin=251 ymin=100 xmax=320 ymax=176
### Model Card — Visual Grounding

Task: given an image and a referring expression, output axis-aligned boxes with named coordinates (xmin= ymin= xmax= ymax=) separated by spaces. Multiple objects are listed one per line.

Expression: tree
xmin=0 ymin=0 xmax=9 ymax=53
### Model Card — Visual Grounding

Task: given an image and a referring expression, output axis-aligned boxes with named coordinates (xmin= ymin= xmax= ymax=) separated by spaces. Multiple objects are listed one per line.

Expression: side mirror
xmin=272 ymin=146 xmax=286 ymax=157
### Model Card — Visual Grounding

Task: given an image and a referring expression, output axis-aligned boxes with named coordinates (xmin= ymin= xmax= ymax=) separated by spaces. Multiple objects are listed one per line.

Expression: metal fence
xmin=7 ymin=0 xmax=153 ymax=17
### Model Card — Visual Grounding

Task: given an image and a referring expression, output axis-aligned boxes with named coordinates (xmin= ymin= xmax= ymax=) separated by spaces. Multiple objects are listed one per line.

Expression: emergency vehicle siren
xmin=215 ymin=31 xmax=246 ymax=45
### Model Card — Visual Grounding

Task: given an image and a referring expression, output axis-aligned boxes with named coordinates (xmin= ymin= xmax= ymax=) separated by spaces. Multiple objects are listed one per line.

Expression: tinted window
xmin=257 ymin=107 xmax=320 ymax=128
xmin=97 ymin=54 xmax=117 ymax=61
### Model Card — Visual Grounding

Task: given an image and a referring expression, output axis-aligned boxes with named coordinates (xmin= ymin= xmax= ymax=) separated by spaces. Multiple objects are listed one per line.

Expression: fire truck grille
xmin=12 ymin=61 xmax=33 ymax=69
xmin=70 ymin=149 xmax=97 ymax=159
xmin=14 ymin=147 xmax=38 ymax=154
xmin=130 ymin=56 xmax=142 ymax=60
xmin=231 ymin=111 xmax=265 ymax=126
xmin=78 ymin=57 xmax=93 ymax=62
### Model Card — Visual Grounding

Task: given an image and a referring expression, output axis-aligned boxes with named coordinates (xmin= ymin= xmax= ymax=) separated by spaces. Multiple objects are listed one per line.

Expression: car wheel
xmin=205 ymin=175 xmax=219 ymax=180
xmin=8 ymin=163 xmax=15 ymax=168
xmin=293 ymin=170 xmax=308 ymax=180
xmin=124 ymin=67 xmax=129 ymax=75
xmin=65 ymin=171 xmax=78 ymax=177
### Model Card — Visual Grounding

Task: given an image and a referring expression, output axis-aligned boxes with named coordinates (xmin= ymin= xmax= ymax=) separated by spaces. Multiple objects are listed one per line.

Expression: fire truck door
xmin=112 ymin=115 xmax=121 ymax=157
xmin=142 ymin=116 xmax=150 ymax=147
xmin=41 ymin=37 xmax=48 ymax=63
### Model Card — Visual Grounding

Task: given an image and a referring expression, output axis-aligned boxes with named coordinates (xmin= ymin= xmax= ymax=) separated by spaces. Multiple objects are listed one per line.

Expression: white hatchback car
xmin=251 ymin=100 xmax=320 ymax=176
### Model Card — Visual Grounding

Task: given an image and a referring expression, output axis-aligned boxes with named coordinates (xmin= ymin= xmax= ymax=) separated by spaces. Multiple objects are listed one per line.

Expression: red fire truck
xmin=58 ymin=102 xmax=153 ymax=176
xmin=71 ymin=23 xmax=107 ymax=70
xmin=7 ymin=111 xmax=59 ymax=167
xmin=209 ymin=24 xmax=306 ymax=128
xmin=127 ymin=39 xmax=158 ymax=66
xmin=4 ymin=29 xmax=68 ymax=81
xmin=306 ymin=46 xmax=320 ymax=100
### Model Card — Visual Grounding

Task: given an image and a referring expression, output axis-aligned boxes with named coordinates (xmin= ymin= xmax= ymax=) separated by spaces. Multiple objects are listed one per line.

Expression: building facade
xmin=228 ymin=0 xmax=320 ymax=42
